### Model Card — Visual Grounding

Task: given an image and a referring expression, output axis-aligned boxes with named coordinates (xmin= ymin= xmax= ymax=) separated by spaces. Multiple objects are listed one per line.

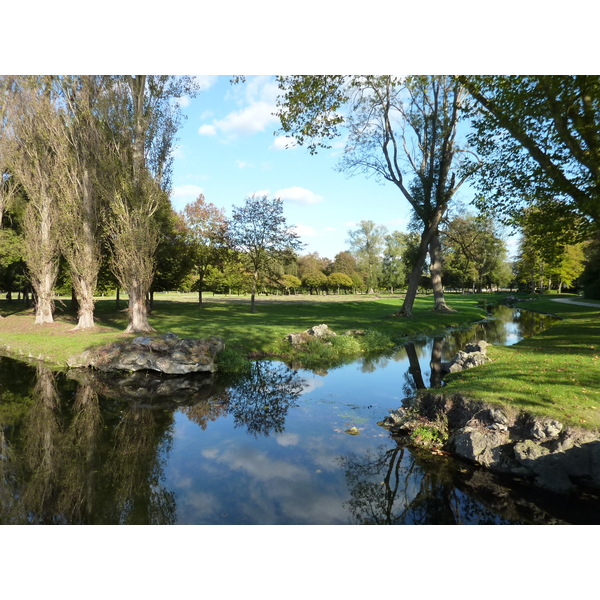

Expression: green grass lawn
xmin=2 ymin=290 xmax=598 ymax=430
xmin=0 ymin=291 xmax=492 ymax=367
xmin=442 ymin=295 xmax=600 ymax=430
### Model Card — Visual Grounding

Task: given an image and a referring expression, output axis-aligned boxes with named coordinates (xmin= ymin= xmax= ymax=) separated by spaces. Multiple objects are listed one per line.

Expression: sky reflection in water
xmin=2 ymin=305 xmax=596 ymax=525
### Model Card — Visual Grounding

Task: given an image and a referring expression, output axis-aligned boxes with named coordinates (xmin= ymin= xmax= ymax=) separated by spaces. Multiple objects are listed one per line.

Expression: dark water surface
xmin=1 ymin=305 xmax=599 ymax=525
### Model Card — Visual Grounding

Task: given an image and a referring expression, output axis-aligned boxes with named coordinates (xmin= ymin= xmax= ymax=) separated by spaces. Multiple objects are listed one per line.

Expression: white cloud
xmin=272 ymin=136 xmax=298 ymax=151
xmin=170 ymin=184 xmax=204 ymax=208
xmin=215 ymin=101 xmax=278 ymax=137
xmin=198 ymin=124 xmax=217 ymax=136
xmin=324 ymin=227 xmax=337 ymax=232
xmin=291 ymin=224 xmax=317 ymax=237
xmin=275 ymin=432 xmax=300 ymax=447
xmin=198 ymin=76 xmax=279 ymax=140
xmin=236 ymin=160 xmax=253 ymax=169
xmin=275 ymin=186 xmax=323 ymax=205
xmin=178 ymin=96 xmax=191 ymax=108
xmin=192 ymin=75 xmax=218 ymax=92
xmin=170 ymin=144 xmax=184 ymax=159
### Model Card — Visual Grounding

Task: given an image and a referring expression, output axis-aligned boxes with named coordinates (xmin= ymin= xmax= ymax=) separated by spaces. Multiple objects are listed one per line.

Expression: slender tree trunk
xmin=429 ymin=230 xmax=455 ymax=313
xmin=394 ymin=226 xmax=435 ymax=317
xmin=198 ymin=272 xmax=204 ymax=304
xmin=250 ymin=270 xmax=258 ymax=313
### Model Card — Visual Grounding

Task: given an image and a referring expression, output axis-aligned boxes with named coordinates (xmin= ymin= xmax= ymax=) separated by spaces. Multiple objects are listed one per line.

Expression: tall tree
xmin=276 ymin=75 xmax=480 ymax=316
xmin=347 ymin=220 xmax=387 ymax=293
xmin=461 ymin=75 xmax=600 ymax=233
xmin=381 ymin=231 xmax=410 ymax=293
xmin=4 ymin=76 xmax=61 ymax=324
xmin=52 ymin=76 xmax=109 ymax=330
xmin=183 ymin=194 xmax=228 ymax=304
xmin=228 ymin=195 xmax=303 ymax=313
xmin=105 ymin=75 xmax=197 ymax=332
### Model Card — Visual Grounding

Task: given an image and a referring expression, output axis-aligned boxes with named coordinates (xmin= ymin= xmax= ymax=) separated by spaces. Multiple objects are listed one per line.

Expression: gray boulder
xmin=442 ymin=340 xmax=492 ymax=373
xmin=67 ymin=333 xmax=225 ymax=374
xmin=286 ymin=324 xmax=337 ymax=346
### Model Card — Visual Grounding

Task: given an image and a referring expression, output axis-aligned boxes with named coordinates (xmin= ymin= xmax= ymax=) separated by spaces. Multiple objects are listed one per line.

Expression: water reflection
xmin=339 ymin=444 xmax=510 ymax=525
xmin=227 ymin=362 xmax=305 ymax=437
xmin=0 ymin=364 xmax=177 ymax=524
xmin=0 ymin=305 xmax=589 ymax=525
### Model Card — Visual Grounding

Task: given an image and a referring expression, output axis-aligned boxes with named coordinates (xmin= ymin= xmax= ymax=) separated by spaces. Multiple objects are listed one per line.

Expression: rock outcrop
xmin=286 ymin=324 xmax=337 ymax=346
xmin=67 ymin=332 xmax=225 ymax=375
xmin=441 ymin=340 xmax=492 ymax=373
xmin=382 ymin=392 xmax=600 ymax=494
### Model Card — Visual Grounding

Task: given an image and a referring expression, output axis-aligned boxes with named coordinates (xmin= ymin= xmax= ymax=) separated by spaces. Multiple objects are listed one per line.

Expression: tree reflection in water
xmin=226 ymin=361 xmax=305 ymax=437
xmin=0 ymin=365 xmax=177 ymax=524
xmin=339 ymin=444 xmax=551 ymax=524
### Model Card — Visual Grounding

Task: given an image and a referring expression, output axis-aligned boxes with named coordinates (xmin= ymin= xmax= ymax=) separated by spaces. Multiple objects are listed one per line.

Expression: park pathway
xmin=551 ymin=298 xmax=600 ymax=308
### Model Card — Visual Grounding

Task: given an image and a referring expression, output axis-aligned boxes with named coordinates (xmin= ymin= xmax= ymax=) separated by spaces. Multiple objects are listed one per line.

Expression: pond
xmin=0 ymin=304 xmax=599 ymax=525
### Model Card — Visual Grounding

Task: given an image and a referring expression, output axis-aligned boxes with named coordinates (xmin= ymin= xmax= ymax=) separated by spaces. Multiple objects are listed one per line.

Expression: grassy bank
xmin=441 ymin=295 xmax=600 ymax=430
xmin=0 ymin=292 xmax=493 ymax=368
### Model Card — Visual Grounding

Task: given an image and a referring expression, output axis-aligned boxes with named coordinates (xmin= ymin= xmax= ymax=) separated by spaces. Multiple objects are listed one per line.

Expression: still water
xmin=1 ymin=305 xmax=598 ymax=525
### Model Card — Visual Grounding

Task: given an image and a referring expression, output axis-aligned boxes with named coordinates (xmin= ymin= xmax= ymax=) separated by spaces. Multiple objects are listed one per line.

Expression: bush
xmin=361 ymin=330 xmax=394 ymax=353
xmin=216 ymin=347 xmax=252 ymax=375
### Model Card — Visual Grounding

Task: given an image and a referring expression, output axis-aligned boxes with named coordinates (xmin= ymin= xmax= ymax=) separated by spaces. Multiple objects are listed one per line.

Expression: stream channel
xmin=1 ymin=304 xmax=599 ymax=524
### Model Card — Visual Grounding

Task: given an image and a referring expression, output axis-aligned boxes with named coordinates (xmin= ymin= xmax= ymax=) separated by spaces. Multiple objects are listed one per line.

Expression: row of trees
xmin=0 ymin=75 xmax=198 ymax=331
xmin=1 ymin=75 xmax=598 ymax=333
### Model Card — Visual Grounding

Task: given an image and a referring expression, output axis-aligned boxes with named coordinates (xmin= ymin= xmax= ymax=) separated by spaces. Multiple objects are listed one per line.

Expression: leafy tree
xmin=228 ymin=195 xmax=303 ymax=312
xmin=547 ymin=243 xmax=586 ymax=293
xmin=461 ymin=75 xmax=600 ymax=234
xmin=183 ymin=194 xmax=228 ymax=303
xmin=151 ymin=207 xmax=196 ymax=298
xmin=331 ymin=251 xmax=358 ymax=276
xmin=275 ymin=75 xmax=480 ymax=316
xmin=105 ymin=75 xmax=198 ymax=333
xmin=441 ymin=213 xmax=511 ymax=292
xmin=4 ymin=76 xmax=61 ymax=323
xmin=580 ymin=233 xmax=600 ymax=299
xmin=513 ymin=206 xmax=586 ymax=293
xmin=347 ymin=220 xmax=387 ymax=293
xmin=280 ymin=274 xmax=301 ymax=294
xmin=381 ymin=231 xmax=410 ymax=293
xmin=52 ymin=75 xmax=110 ymax=329
xmin=327 ymin=272 xmax=353 ymax=294
xmin=302 ymin=269 xmax=328 ymax=294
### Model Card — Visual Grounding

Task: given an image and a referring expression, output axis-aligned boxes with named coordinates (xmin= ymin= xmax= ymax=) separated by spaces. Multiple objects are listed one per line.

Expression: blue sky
xmin=169 ymin=75 xmax=480 ymax=260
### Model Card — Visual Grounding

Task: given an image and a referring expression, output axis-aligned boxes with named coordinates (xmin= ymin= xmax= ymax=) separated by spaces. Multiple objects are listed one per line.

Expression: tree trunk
xmin=72 ymin=276 xmax=95 ymax=330
xmin=198 ymin=272 xmax=204 ymax=304
xmin=32 ymin=267 xmax=56 ymax=324
xmin=429 ymin=230 xmax=455 ymax=313
xmin=250 ymin=270 xmax=258 ymax=313
xmin=125 ymin=283 xmax=154 ymax=333
xmin=394 ymin=226 xmax=434 ymax=317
